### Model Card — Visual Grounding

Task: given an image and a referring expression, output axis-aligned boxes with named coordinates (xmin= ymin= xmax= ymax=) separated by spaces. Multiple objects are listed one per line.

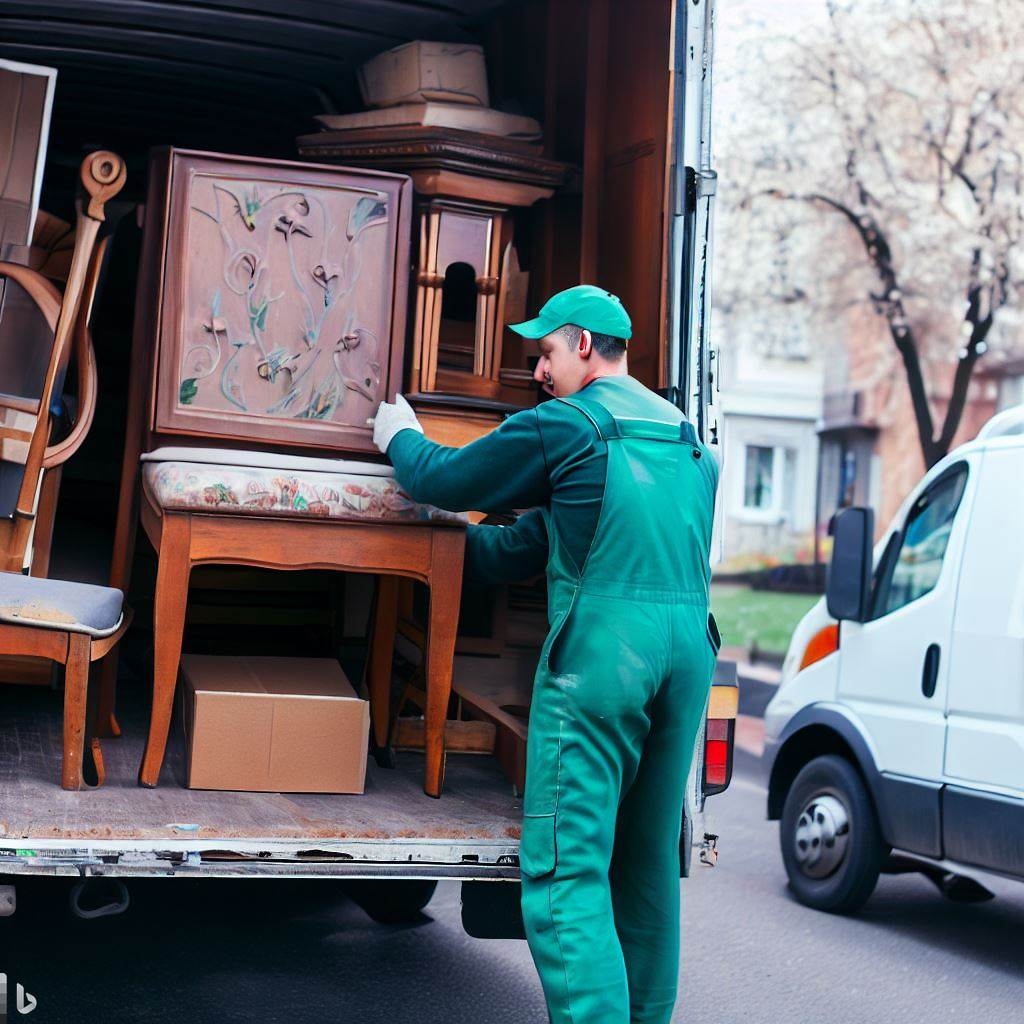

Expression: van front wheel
xmin=780 ymin=755 xmax=886 ymax=914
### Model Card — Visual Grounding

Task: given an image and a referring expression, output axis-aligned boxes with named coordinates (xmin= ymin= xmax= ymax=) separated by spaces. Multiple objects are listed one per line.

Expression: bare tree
xmin=718 ymin=0 xmax=1024 ymax=467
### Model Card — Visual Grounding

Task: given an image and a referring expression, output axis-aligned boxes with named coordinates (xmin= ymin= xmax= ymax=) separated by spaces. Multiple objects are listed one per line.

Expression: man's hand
xmin=368 ymin=394 xmax=424 ymax=454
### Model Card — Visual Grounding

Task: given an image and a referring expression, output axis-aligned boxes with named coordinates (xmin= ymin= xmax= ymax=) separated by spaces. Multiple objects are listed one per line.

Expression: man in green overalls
xmin=372 ymin=285 xmax=719 ymax=1024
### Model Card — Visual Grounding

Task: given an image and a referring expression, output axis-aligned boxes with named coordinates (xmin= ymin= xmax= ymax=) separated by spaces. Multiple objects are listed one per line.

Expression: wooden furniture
xmin=1 ymin=151 xmax=126 ymax=574
xmin=455 ymin=684 xmax=529 ymax=793
xmin=28 ymin=230 xmax=109 ymax=578
xmin=0 ymin=227 xmax=112 ymax=581
xmin=101 ymin=149 xmax=468 ymax=796
xmin=0 ymin=60 xmax=56 ymax=261
xmin=0 ymin=213 xmax=116 ymax=691
xmin=142 ymin=150 xmax=409 ymax=451
xmin=134 ymin=494 xmax=463 ymax=794
xmin=296 ymin=125 xmax=570 ymax=413
xmin=0 ymin=149 xmax=129 ymax=789
xmin=0 ymin=573 xmax=131 ymax=789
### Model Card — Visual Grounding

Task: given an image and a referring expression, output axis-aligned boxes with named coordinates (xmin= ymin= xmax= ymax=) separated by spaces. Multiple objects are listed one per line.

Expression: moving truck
xmin=0 ymin=0 xmax=733 ymax=929
xmin=764 ymin=405 xmax=1024 ymax=913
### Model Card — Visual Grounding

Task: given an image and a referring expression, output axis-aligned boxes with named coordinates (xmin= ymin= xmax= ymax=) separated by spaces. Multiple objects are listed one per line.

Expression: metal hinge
xmin=697 ymin=169 xmax=718 ymax=198
xmin=687 ymin=168 xmax=718 ymax=203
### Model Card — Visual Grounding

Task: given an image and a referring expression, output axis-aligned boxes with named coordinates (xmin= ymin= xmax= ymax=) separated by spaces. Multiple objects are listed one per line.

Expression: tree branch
xmin=766 ymin=188 xmax=941 ymax=463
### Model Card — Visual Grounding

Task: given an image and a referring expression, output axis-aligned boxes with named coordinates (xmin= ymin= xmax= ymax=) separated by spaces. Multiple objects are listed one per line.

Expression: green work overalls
xmin=519 ymin=391 xmax=718 ymax=1024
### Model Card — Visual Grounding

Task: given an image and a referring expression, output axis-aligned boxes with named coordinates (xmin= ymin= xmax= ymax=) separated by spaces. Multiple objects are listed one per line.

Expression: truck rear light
xmin=703 ymin=717 xmax=734 ymax=794
xmin=799 ymin=624 xmax=840 ymax=671
xmin=702 ymin=679 xmax=738 ymax=798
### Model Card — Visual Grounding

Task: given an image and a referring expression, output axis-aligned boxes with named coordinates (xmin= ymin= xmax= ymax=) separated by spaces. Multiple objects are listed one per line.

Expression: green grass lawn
xmin=710 ymin=583 xmax=822 ymax=656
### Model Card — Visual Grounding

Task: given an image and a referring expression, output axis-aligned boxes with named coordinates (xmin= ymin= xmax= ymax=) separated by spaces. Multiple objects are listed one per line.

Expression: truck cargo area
xmin=0 ymin=678 xmax=522 ymax=879
xmin=0 ymin=0 xmax=725 ymax=892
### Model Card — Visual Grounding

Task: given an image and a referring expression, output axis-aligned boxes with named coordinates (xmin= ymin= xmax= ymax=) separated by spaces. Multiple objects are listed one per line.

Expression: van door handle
xmin=921 ymin=644 xmax=940 ymax=698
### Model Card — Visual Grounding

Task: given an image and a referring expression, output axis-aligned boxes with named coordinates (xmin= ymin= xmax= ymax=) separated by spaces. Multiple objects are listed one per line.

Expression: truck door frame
xmin=666 ymin=0 xmax=718 ymax=447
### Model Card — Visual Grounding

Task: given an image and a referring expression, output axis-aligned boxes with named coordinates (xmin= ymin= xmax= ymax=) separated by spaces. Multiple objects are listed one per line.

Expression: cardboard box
xmin=358 ymin=41 xmax=489 ymax=109
xmin=180 ymin=655 xmax=369 ymax=793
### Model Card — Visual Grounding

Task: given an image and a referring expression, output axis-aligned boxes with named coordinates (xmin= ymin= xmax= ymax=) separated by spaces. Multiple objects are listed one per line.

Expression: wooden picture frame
xmin=0 ymin=59 xmax=57 ymax=258
xmin=141 ymin=149 xmax=412 ymax=454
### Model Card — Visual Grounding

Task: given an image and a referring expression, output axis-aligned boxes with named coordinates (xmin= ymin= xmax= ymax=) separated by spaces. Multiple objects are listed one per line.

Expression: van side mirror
xmin=826 ymin=507 xmax=874 ymax=622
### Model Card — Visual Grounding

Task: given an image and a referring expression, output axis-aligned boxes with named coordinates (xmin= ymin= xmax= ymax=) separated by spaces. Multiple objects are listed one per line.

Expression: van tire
xmin=344 ymin=879 xmax=438 ymax=923
xmin=780 ymin=755 xmax=886 ymax=914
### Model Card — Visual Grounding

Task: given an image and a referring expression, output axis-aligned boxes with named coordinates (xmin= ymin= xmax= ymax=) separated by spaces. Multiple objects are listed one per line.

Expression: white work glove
xmin=369 ymin=394 xmax=424 ymax=454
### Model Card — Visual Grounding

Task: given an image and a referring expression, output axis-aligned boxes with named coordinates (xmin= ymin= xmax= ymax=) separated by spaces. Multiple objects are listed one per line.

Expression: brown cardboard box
xmin=180 ymin=655 xmax=369 ymax=793
xmin=357 ymin=41 xmax=489 ymax=109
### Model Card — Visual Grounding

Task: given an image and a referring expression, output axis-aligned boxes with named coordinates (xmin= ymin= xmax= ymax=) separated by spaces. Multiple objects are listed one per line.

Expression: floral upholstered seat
xmin=140 ymin=448 xmax=464 ymax=525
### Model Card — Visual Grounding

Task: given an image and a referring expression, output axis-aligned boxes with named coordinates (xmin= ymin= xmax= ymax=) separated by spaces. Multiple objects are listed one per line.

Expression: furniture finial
xmin=81 ymin=150 xmax=127 ymax=221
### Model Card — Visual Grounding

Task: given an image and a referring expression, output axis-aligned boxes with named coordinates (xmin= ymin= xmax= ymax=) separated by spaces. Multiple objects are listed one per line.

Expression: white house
xmin=714 ymin=311 xmax=823 ymax=566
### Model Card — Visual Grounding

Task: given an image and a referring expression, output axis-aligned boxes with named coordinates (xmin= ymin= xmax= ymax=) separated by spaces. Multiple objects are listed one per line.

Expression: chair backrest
xmin=0 ymin=150 xmax=126 ymax=573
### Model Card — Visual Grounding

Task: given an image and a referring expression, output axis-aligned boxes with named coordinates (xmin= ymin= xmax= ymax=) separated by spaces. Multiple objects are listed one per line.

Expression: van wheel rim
xmin=793 ymin=793 xmax=850 ymax=879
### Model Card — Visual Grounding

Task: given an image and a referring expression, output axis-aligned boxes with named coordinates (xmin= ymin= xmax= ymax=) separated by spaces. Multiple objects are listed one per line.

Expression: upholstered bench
xmin=0 ymin=571 xmax=129 ymax=788
xmin=98 ymin=448 xmax=467 ymax=797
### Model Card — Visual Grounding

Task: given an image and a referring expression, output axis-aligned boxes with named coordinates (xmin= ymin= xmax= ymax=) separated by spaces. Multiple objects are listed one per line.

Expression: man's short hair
xmin=557 ymin=323 xmax=627 ymax=360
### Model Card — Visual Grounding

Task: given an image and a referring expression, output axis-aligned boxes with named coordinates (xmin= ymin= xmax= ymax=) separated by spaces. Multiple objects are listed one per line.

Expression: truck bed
xmin=0 ymin=682 xmax=522 ymax=880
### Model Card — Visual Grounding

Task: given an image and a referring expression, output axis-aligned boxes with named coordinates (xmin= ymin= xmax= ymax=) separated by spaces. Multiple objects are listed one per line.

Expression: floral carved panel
xmin=148 ymin=151 xmax=411 ymax=452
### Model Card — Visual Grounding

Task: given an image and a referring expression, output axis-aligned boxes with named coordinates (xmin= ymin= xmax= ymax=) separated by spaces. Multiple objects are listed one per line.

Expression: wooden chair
xmin=0 ymin=151 xmax=128 ymax=787
xmin=1 ymin=152 xmax=126 ymax=574
xmin=96 ymin=149 xmax=468 ymax=797
xmin=0 ymin=212 xmax=116 ymax=692
xmin=0 ymin=572 xmax=130 ymax=788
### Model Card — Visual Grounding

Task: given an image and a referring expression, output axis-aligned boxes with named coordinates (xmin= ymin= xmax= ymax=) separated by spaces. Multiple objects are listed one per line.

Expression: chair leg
xmin=94 ymin=655 xmax=121 ymax=738
xmin=139 ymin=514 xmax=191 ymax=788
xmin=423 ymin=533 xmax=464 ymax=798
xmin=87 ymin=736 xmax=106 ymax=788
xmin=368 ymin=574 xmax=400 ymax=752
xmin=97 ymin=447 xmax=144 ymax=738
xmin=62 ymin=632 xmax=92 ymax=790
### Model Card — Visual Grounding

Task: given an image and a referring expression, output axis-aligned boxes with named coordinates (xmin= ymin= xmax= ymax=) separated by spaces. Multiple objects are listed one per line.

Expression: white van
xmin=763 ymin=404 xmax=1024 ymax=912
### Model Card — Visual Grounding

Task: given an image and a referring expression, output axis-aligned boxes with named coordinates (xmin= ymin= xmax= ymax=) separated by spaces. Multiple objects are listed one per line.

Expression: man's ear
xmin=578 ymin=329 xmax=593 ymax=358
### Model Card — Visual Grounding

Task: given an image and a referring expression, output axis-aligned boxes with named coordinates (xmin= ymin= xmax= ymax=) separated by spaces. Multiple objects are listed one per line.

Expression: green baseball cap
xmin=508 ymin=284 xmax=632 ymax=343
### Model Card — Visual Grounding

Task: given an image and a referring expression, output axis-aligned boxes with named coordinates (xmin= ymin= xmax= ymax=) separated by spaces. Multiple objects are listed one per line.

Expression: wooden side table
xmin=134 ymin=489 xmax=466 ymax=798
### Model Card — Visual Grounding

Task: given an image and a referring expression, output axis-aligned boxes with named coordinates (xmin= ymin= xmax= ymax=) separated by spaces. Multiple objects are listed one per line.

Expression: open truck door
xmin=666 ymin=0 xmax=738 ymax=874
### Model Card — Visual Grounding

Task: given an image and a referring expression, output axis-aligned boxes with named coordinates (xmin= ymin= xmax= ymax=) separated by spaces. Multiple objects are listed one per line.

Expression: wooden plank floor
xmin=0 ymin=681 xmax=522 ymax=843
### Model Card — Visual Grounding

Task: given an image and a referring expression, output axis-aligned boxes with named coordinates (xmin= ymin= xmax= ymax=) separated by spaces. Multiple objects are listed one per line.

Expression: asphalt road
xmin=2 ymin=747 xmax=1023 ymax=1023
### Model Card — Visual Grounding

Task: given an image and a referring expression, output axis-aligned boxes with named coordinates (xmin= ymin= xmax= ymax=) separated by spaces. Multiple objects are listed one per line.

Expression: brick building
xmin=816 ymin=306 xmax=1021 ymax=546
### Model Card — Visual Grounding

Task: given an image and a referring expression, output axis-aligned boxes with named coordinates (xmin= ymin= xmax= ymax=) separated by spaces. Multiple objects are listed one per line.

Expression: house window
xmin=744 ymin=446 xmax=775 ymax=509
xmin=743 ymin=443 xmax=799 ymax=520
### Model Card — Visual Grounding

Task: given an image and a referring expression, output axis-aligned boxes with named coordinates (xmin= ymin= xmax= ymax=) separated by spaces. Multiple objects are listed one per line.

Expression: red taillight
xmin=702 ymin=716 xmax=735 ymax=796
xmin=799 ymin=623 xmax=840 ymax=671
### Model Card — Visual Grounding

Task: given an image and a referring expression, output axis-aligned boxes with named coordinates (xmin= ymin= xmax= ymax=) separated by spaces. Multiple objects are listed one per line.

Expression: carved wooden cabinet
xmin=144 ymin=150 xmax=412 ymax=453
